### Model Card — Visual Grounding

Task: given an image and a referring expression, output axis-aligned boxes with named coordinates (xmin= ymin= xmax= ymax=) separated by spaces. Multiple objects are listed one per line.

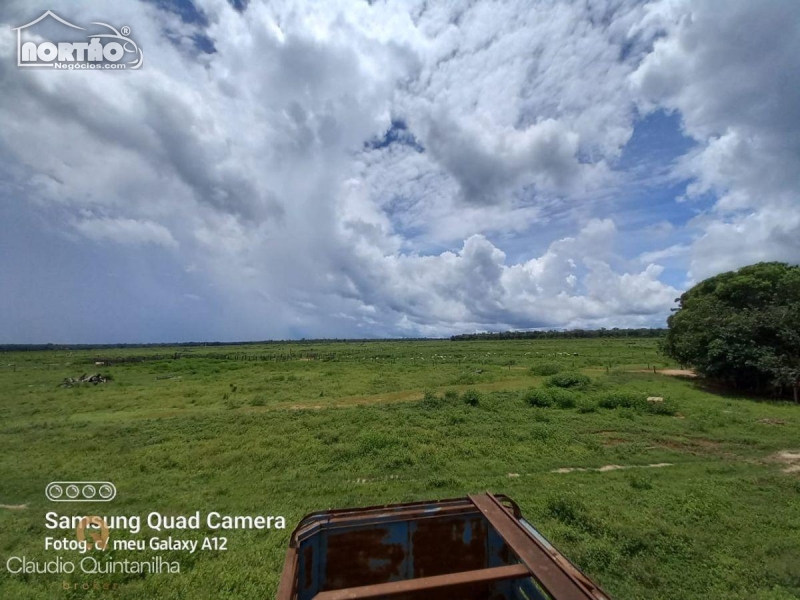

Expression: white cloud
xmin=637 ymin=243 xmax=688 ymax=264
xmin=630 ymin=0 xmax=800 ymax=281
xmin=73 ymin=217 xmax=178 ymax=248
xmin=340 ymin=219 xmax=679 ymax=332
xmin=0 ymin=0 xmax=796 ymax=342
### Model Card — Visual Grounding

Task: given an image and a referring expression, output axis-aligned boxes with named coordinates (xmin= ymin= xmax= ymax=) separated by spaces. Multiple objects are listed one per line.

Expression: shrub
xmin=628 ymin=475 xmax=653 ymax=491
xmin=576 ymin=398 xmax=598 ymax=413
xmin=425 ymin=475 xmax=462 ymax=489
xmin=545 ymin=496 xmax=599 ymax=534
xmin=443 ymin=390 xmax=460 ymax=402
xmin=530 ymin=363 xmax=563 ymax=376
xmin=523 ymin=388 xmax=553 ymax=408
xmin=461 ymin=389 xmax=481 ymax=407
xmin=595 ymin=391 xmax=678 ymax=415
xmin=452 ymin=374 xmax=477 ymax=385
xmin=596 ymin=390 xmax=647 ymax=410
xmin=420 ymin=389 xmax=442 ymax=409
xmin=545 ymin=372 xmax=591 ymax=389
xmin=523 ymin=387 xmax=577 ymax=409
xmin=550 ymin=388 xmax=577 ymax=409
xmin=647 ymin=399 xmax=678 ymax=416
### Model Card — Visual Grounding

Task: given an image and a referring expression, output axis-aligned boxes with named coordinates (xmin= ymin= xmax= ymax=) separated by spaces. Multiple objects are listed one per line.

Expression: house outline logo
xmin=12 ymin=10 xmax=143 ymax=70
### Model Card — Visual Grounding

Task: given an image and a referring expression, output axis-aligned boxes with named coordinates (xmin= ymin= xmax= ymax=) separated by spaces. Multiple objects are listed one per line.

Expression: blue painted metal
xmin=279 ymin=494 xmax=609 ymax=600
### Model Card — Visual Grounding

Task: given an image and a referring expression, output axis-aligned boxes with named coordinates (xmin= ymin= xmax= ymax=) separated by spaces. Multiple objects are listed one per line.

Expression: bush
xmin=545 ymin=372 xmax=591 ymax=389
xmin=576 ymin=398 xmax=598 ymax=413
xmin=647 ymin=399 xmax=678 ymax=416
xmin=420 ymin=389 xmax=442 ymax=409
xmin=545 ymin=495 xmax=599 ymax=533
xmin=523 ymin=387 xmax=577 ymax=409
xmin=443 ymin=390 xmax=460 ymax=402
xmin=523 ymin=388 xmax=553 ymax=408
xmin=461 ymin=389 xmax=481 ymax=407
xmin=596 ymin=390 xmax=647 ymax=410
xmin=530 ymin=363 xmax=563 ymax=376
xmin=595 ymin=390 xmax=677 ymax=415
xmin=550 ymin=388 xmax=577 ymax=409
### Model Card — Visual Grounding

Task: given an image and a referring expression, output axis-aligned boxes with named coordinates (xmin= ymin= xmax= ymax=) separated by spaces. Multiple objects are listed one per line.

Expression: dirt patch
xmin=631 ymin=369 xmax=696 ymax=377
xmin=552 ymin=463 xmax=672 ymax=474
xmin=772 ymin=451 xmax=800 ymax=474
xmin=659 ymin=369 xmax=696 ymax=377
xmin=602 ymin=437 xmax=628 ymax=447
xmin=0 ymin=504 xmax=27 ymax=510
xmin=694 ymin=438 xmax=722 ymax=448
xmin=758 ymin=418 xmax=787 ymax=426
xmin=655 ymin=437 xmax=722 ymax=455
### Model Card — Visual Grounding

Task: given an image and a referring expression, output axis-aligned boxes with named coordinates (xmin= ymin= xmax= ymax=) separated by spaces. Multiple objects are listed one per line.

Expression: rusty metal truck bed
xmin=277 ymin=493 xmax=610 ymax=600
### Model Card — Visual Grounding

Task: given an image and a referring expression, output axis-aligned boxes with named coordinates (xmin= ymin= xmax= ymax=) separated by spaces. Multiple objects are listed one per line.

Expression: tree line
xmin=450 ymin=328 xmax=666 ymax=341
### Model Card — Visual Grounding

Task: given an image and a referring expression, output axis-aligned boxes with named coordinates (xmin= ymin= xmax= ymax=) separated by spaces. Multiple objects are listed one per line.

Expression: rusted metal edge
xmin=294 ymin=505 xmax=482 ymax=546
xmin=311 ymin=564 xmax=531 ymax=600
xmin=290 ymin=495 xmax=520 ymax=548
xmin=468 ymin=494 xmax=610 ymax=600
xmin=276 ymin=541 xmax=299 ymax=600
xmin=517 ymin=518 xmax=611 ymax=600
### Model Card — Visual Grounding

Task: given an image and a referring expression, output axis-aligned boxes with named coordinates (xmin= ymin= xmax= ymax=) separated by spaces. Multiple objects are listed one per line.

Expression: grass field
xmin=1 ymin=338 xmax=799 ymax=599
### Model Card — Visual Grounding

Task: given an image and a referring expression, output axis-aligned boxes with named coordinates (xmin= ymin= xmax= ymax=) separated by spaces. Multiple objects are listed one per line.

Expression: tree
xmin=663 ymin=262 xmax=800 ymax=402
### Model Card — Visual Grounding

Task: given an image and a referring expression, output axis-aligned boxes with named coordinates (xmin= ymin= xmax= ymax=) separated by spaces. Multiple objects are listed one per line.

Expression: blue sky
xmin=1 ymin=0 xmax=798 ymax=343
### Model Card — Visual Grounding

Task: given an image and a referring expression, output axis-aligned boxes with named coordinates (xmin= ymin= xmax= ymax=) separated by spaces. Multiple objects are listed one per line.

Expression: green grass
xmin=0 ymin=339 xmax=799 ymax=599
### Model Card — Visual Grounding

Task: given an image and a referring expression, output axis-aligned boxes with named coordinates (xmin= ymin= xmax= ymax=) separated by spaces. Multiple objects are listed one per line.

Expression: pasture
xmin=1 ymin=338 xmax=799 ymax=599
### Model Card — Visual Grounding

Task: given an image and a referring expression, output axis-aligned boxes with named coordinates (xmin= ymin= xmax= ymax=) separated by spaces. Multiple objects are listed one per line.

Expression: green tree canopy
xmin=663 ymin=262 xmax=800 ymax=401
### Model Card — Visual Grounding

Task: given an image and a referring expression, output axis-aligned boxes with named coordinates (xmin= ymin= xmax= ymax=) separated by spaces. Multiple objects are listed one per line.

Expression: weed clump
xmin=461 ymin=389 xmax=481 ymax=407
xmin=523 ymin=387 xmax=577 ymax=409
xmin=628 ymin=474 xmax=654 ymax=490
xmin=420 ymin=389 xmax=442 ymax=409
xmin=443 ymin=390 xmax=460 ymax=402
xmin=425 ymin=475 xmax=462 ymax=489
xmin=545 ymin=495 xmax=600 ymax=534
xmin=523 ymin=388 xmax=553 ymax=407
xmin=551 ymin=388 xmax=577 ymax=409
xmin=596 ymin=390 xmax=647 ymax=410
xmin=545 ymin=372 xmax=591 ymax=389
xmin=594 ymin=391 xmax=677 ymax=415
xmin=647 ymin=399 xmax=678 ymax=416
xmin=530 ymin=363 xmax=563 ymax=376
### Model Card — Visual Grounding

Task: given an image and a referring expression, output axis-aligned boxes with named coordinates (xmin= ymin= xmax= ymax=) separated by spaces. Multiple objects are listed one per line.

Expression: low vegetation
xmin=0 ymin=338 xmax=798 ymax=599
xmin=545 ymin=371 xmax=592 ymax=389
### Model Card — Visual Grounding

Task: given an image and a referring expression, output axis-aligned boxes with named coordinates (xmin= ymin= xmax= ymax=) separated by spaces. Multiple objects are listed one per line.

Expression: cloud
xmin=73 ymin=217 xmax=179 ymax=248
xmin=637 ymin=243 xmax=688 ymax=264
xmin=630 ymin=0 xmax=800 ymax=281
xmin=340 ymin=219 xmax=679 ymax=333
xmin=0 ymin=0 xmax=796 ymax=342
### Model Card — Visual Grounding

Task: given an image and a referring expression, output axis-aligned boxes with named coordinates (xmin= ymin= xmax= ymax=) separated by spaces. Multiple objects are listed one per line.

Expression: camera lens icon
xmin=46 ymin=481 xmax=116 ymax=502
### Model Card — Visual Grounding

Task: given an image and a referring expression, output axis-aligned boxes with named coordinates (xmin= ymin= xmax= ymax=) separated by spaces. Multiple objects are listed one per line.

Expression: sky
xmin=0 ymin=0 xmax=798 ymax=343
